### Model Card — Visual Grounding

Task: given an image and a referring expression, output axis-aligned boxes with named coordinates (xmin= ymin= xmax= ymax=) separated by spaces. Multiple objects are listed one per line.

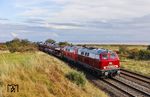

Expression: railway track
xmin=111 ymin=77 xmax=150 ymax=96
xmin=96 ymin=69 xmax=150 ymax=97
xmin=120 ymin=69 xmax=150 ymax=83
xmin=69 ymin=65 xmax=150 ymax=96
xmin=87 ymin=75 xmax=134 ymax=97
xmin=91 ymin=69 xmax=150 ymax=97
xmin=43 ymin=52 xmax=150 ymax=97
xmin=120 ymin=69 xmax=150 ymax=89
xmin=88 ymin=72 xmax=150 ymax=97
xmin=69 ymin=66 xmax=150 ymax=97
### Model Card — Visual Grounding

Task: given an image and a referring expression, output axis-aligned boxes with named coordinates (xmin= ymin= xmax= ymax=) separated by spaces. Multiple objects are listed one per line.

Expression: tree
xmin=21 ymin=39 xmax=30 ymax=46
xmin=58 ymin=41 xmax=70 ymax=46
xmin=0 ymin=43 xmax=8 ymax=50
xmin=6 ymin=38 xmax=38 ymax=53
xmin=147 ymin=45 xmax=150 ymax=50
xmin=128 ymin=48 xmax=139 ymax=59
xmin=139 ymin=50 xmax=150 ymax=60
xmin=119 ymin=45 xmax=128 ymax=54
xmin=45 ymin=39 xmax=56 ymax=44
xmin=6 ymin=38 xmax=21 ymax=52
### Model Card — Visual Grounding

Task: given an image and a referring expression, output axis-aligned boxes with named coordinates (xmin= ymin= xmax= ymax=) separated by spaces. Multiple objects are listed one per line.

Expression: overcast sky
xmin=0 ymin=0 xmax=150 ymax=44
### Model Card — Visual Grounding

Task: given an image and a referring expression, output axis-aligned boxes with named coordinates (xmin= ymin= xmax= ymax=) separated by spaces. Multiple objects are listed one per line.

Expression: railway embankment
xmin=0 ymin=51 xmax=107 ymax=97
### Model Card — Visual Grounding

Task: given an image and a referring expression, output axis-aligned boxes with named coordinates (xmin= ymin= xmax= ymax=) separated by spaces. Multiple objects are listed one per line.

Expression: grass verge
xmin=121 ymin=59 xmax=150 ymax=77
xmin=0 ymin=52 xmax=107 ymax=97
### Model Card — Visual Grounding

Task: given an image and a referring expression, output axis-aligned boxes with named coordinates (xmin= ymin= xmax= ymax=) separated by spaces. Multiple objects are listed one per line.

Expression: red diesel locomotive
xmin=62 ymin=46 xmax=120 ymax=77
xmin=39 ymin=43 xmax=120 ymax=78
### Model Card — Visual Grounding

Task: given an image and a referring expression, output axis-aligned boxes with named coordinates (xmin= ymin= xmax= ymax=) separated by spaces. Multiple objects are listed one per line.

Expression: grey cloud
xmin=1 ymin=0 xmax=150 ymax=44
xmin=0 ymin=18 xmax=9 ymax=21
xmin=15 ymin=0 xmax=150 ymax=23
xmin=0 ymin=23 xmax=57 ymax=42
xmin=24 ymin=18 xmax=45 ymax=24
xmin=50 ymin=22 xmax=83 ymax=27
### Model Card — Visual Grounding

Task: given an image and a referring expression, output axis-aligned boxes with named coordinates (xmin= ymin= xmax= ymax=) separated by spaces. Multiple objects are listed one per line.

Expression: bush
xmin=127 ymin=49 xmax=150 ymax=60
xmin=45 ymin=39 xmax=56 ymax=44
xmin=6 ymin=38 xmax=38 ymax=53
xmin=138 ymin=50 xmax=150 ymax=60
xmin=58 ymin=41 xmax=70 ymax=46
xmin=147 ymin=45 xmax=150 ymax=50
xmin=0 ymin=44 xmax=8 ymax=51
xmin=119 ymin=45 xmax=129 ymax=54
xmin=128 ymin=48 xmax=139 ymax=59
xmin=66 ymin=71 xmax=86 ymax=87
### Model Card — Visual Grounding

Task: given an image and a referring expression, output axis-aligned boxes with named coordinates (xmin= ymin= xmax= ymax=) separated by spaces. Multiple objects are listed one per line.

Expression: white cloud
xmin=20 ymin=8 xmax=49 ymax=17
xmin=51 ymin=32 xmax=59 ymax=37
xmin=14 ymin=0 xmax=46 ymax=7
xmin=50 ymin=0 xmax=150 ymax=22
xmin=45 ymin=23 xmax=81 ymax=29
xmin=14 ymin=0 xmax=150 ymax=23
xmin=0 ymin=0 xmax=149 ymax=43
xmin=11 ymin=32 xmax=18 ymax=38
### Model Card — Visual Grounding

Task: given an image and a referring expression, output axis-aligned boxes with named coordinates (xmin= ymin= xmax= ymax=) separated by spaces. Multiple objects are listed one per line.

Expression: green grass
xmin=66 ymin=71 xmax=86 ymax=87
xmin=0 ymin=52 xmax=107 ymax=97
xmin=121 ymin=59 xmax=150 ymax=77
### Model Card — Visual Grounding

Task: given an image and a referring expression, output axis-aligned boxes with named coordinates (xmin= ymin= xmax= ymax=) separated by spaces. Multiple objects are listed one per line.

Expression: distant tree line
xmin=0 ymin=38 xmax=71 ymax=53
xmin=45 ymin=39 xmax=71 ymax=47
xmin=119 ymin=45 xmax=150 ymax=60
xmin=1 ymin=38 xmax=150 ymax=60
xmin=45 ymin=39 xmax=56 ymax=44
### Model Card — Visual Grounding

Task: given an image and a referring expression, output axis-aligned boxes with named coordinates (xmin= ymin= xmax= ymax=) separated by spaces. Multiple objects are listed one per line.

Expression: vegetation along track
xmin=43 ymin=51 xmax=150 ymax=97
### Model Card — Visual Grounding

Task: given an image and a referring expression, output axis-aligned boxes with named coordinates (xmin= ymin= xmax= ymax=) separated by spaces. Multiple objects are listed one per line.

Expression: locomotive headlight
xmin=115 ymin=65 xmax=118 ymax=68
xmin=117 ymin=70 xmax=120 ymax=74
xmin=104 ymin=72 xmax=108 ymax=76
xmin=109 ymin=62 xmax=112 ymax=65
xmin=103 ymin=66 xmax=107 ymax=69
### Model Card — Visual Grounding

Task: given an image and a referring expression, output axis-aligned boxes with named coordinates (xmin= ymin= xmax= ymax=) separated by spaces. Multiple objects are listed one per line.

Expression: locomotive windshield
xmin=110 ymin=52 xmax=117 ymax=59
xmin=102 ymin=53 xmax=108 ymax=59
xmin=101 ymin=51 xmax=117 ymax=60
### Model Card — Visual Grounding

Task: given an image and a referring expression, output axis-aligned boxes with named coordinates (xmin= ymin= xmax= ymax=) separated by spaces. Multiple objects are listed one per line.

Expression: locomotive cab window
xmin=102 ymin=53 xmax=108 ymax=60
xmin=110 ymin=52 xmax=116 ymax=59
xmin=85 ymin=52 xmax=89 ymax=56
xmin=78 ymin=50 xmax=81 ymax=55
xmin=81 ymin=52 xmax=84 ymax=55
xmin=87 ymin=53 xmax=89 ymax=56
xmin=95 ymin=54 xmax=100 ymax=59
xmin=70 ymin=49 xmax=74 ymax=53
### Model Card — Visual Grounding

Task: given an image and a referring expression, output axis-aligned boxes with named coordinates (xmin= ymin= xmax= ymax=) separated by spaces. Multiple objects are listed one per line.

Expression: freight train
xmin=38 ymin=42 xmax=120 ymax=78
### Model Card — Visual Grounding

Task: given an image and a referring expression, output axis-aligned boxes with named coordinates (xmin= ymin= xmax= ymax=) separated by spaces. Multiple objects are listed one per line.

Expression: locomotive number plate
xmin=109 ymin=62 xmax=113 ymax=65
xmin=107 ymin=65 xmax=115 ymax=69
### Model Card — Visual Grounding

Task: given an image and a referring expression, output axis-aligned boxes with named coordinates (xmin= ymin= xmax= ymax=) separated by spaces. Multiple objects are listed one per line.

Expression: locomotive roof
xmin=78 ymin=48 xmax=110 ymax=55
xmin=64 ymin=46 xmax=81 ymax=49
xmin=46 ymin=43 xmax=59 ymax=47
xmin=65 ymin=46 xmax=111 ymax=54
